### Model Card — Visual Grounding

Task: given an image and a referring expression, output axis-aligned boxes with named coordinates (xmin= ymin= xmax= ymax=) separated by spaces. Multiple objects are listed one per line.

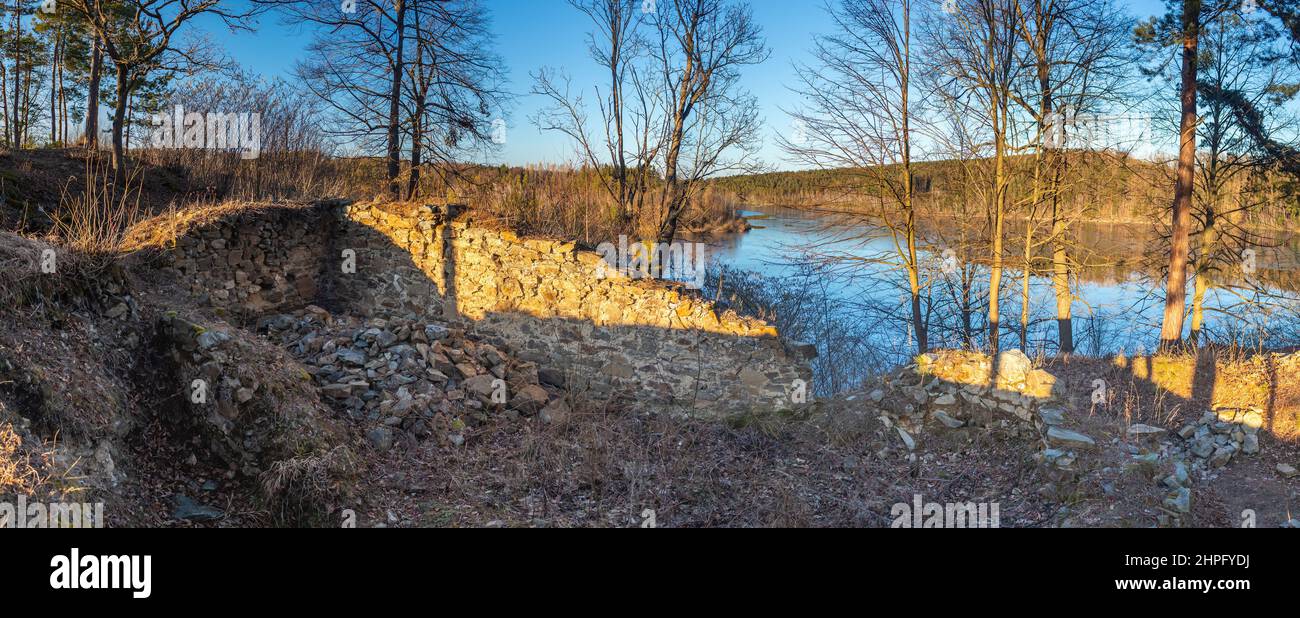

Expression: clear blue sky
xmin=208 ymin=0 xmax=1169 ymax=169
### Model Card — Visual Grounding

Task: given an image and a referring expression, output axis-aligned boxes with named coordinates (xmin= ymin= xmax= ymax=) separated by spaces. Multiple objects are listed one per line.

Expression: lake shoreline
xmin=732 ymin=198 xmax=1299 ymax=233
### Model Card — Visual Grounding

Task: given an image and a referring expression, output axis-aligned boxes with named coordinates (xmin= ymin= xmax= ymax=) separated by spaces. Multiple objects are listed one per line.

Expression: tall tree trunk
xmin=84 ymin=38 xmax=102 ymax=148
xmin=385 ymin=0 xmax=407 ymax=200
xmin=50 ymin=35 xmax=59 ymax=145
xmin=110 ymin=64 xmax=129 ymax=179
xmin=961 ymin=266 xmax=974 ymax=349
xmin=406 ymin=105 xmax=423 ymax=200
xmin=608 ymin=7 xmax=629 ymax=222
xmin=1 ymin=62 xmax=9 ymax=147
xmin=989 ymin=105 xmax=1008 ymax=354
xmin=657 ymin=113 xmax=687 ymax=244
xmin=20 ymin=62 xmax=31 ymax=146
xmin=11 ymin=7 xmax=23 ymax=149
xmin=903 ymin=1 xmax=926 ymax=354
xmin=59 ymin=47 xmax=67 ymax=143
xmin=1051 ymin=159 xmax=1073 ymax=354
xmin=1159 ymin=0 xmax=1201 ymax=348
xmin=1020 ymin=224 xmax=1032 ymax=351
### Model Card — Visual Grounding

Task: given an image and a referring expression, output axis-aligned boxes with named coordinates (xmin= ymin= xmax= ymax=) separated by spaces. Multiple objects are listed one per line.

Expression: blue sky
xmin=209 ymin=0 xmax=1170 ymax=169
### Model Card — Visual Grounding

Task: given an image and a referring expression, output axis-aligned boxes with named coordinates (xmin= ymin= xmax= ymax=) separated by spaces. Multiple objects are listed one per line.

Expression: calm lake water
xmin=702 ymin=205 xmax=1300 ymax=383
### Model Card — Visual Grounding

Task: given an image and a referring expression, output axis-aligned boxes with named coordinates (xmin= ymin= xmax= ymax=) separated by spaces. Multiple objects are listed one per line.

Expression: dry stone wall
xmin=163 ymin=201 xmax=814 ymax=416
xmin=161 ymin=204 xmax=335 ymax=317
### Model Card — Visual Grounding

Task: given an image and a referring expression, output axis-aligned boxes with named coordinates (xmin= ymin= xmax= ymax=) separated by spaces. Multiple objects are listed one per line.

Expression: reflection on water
xmin=702 ymin=205 xmax=1300 ymax=383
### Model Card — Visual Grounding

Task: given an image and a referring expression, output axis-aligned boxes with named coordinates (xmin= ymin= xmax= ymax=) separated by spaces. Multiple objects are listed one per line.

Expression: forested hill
xmin=711 ymin=152 xmax=1300 ymax=224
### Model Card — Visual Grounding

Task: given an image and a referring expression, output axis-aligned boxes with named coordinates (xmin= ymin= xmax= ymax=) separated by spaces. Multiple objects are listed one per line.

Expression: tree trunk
xmin=657 ymin=114 xmax=687 ymax=244
xmin=901 ymin=2 xmax=925 ymax=354
xmin=961 ymin=268 xmax=974 ymax=349
xmin=1190 ymin=204 xmax=1218 ymax=345
xmin=50 ymin=36 xmax=57 ymax=145
xmin=1159 ymin=0 xmax=1201 ymax=348
xmin=385 ymin=0 xmax=407 ymax=200
xmin=84 ymin=39 xmax=102 ymax=149
xmin=1051 ymin=167 xmax=1073 ymax=354
xmin=989 ymin=107 xmax=1007 ymax=354
xmin=406 ymin=107 xmax=423 ymax=200
xmin=110 ymin=65 xmax=129 ymax=179
xmin=11 ymin=8 xmax=23 ymax=149
xmin=1 ymin=62 xmax=9 ymax=147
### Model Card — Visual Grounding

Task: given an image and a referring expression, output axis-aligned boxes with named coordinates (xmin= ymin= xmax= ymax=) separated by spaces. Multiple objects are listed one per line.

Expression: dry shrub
xmin=454 ymin=165 xmax=739 ymax=245
xmin=260 ymin=445 xmax=358 ymax=527
xmin=1047 ymin=349 xmax=1300 ymax=440
xmin=0 ymin=424 xmax=39 ymax=497
xmin=0 ymin=233 xmax=48 ymax=306
xmin=52 ymin=155 xmax=145 ymax=254
xmin=137 ymin=149 xmax=360 ymax=203
xmin=0 ymin=232 xmax=108 ymax=310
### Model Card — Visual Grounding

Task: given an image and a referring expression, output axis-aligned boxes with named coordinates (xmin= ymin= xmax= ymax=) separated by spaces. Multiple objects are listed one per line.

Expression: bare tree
xmin=401 ymin=0 xmax=507 ymax=199
xmin=783 ymin=0 xmax=929 ymax=353
xmin=1011 ymin=0 xmax=1131 ymax=354
xmin=273 ymin=0 xmax=405 ymax=194
xmin=650 ymin=0 xmax=768 ymax=243
xmin=927 ymin=0 xmax=1020 ymax=354
xmin=533 ymin=0 xmax=765 ymax=243
xmin=276 ymin=0 xmax=504 ymax=199
xmin=533 ymin=0 xmax=659 ymax=228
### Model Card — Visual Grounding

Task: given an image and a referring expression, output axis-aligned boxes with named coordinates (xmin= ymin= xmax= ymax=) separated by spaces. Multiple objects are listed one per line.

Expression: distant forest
xmin=711 ymin=152 xmax=1300 ymax=227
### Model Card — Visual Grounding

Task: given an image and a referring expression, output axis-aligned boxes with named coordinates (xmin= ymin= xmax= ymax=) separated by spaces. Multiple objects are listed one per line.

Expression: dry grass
xmin=7 ymin=149 xmax=743 ymax=259
xmin=118 ymin=199 xmax=298 ymax=253
xmin=51 ymin=155 xmax=147 ymax=255
xmin=260 ymin=445 xmax=358 ymax=527
xmin=0 ymin=233 xmax=49 ymax=304
xmin=0 ymin=233 xmax=91 ymax=310
xmin=349 ymin=383 xmax=1073 ymax=528
xmin=1044 ymin=349 xmax=1300 ymax=440
xmin=136 ymin=149 xmax=364 ymax=204
xmin=0 ymin=424 xmax=39 ymax=497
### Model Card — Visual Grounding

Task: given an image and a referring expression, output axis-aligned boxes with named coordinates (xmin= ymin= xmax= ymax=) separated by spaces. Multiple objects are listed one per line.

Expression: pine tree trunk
xmin=84 ymin=39 xmax=102 ymax=148
xmin=1159 ymin=0 xmax=1201 ymax=348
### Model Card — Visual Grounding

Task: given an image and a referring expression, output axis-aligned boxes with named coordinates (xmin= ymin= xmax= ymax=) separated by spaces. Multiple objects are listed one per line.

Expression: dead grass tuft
xmin=0 ymin=424 xmax=39 ymax=497
xmin=260 ymin=445 xmax=358 ymax=527
xmin=51 ymin=155 xmax=146 ymax=255
xmin=118 ymin=199 xmax=288 ymax=253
